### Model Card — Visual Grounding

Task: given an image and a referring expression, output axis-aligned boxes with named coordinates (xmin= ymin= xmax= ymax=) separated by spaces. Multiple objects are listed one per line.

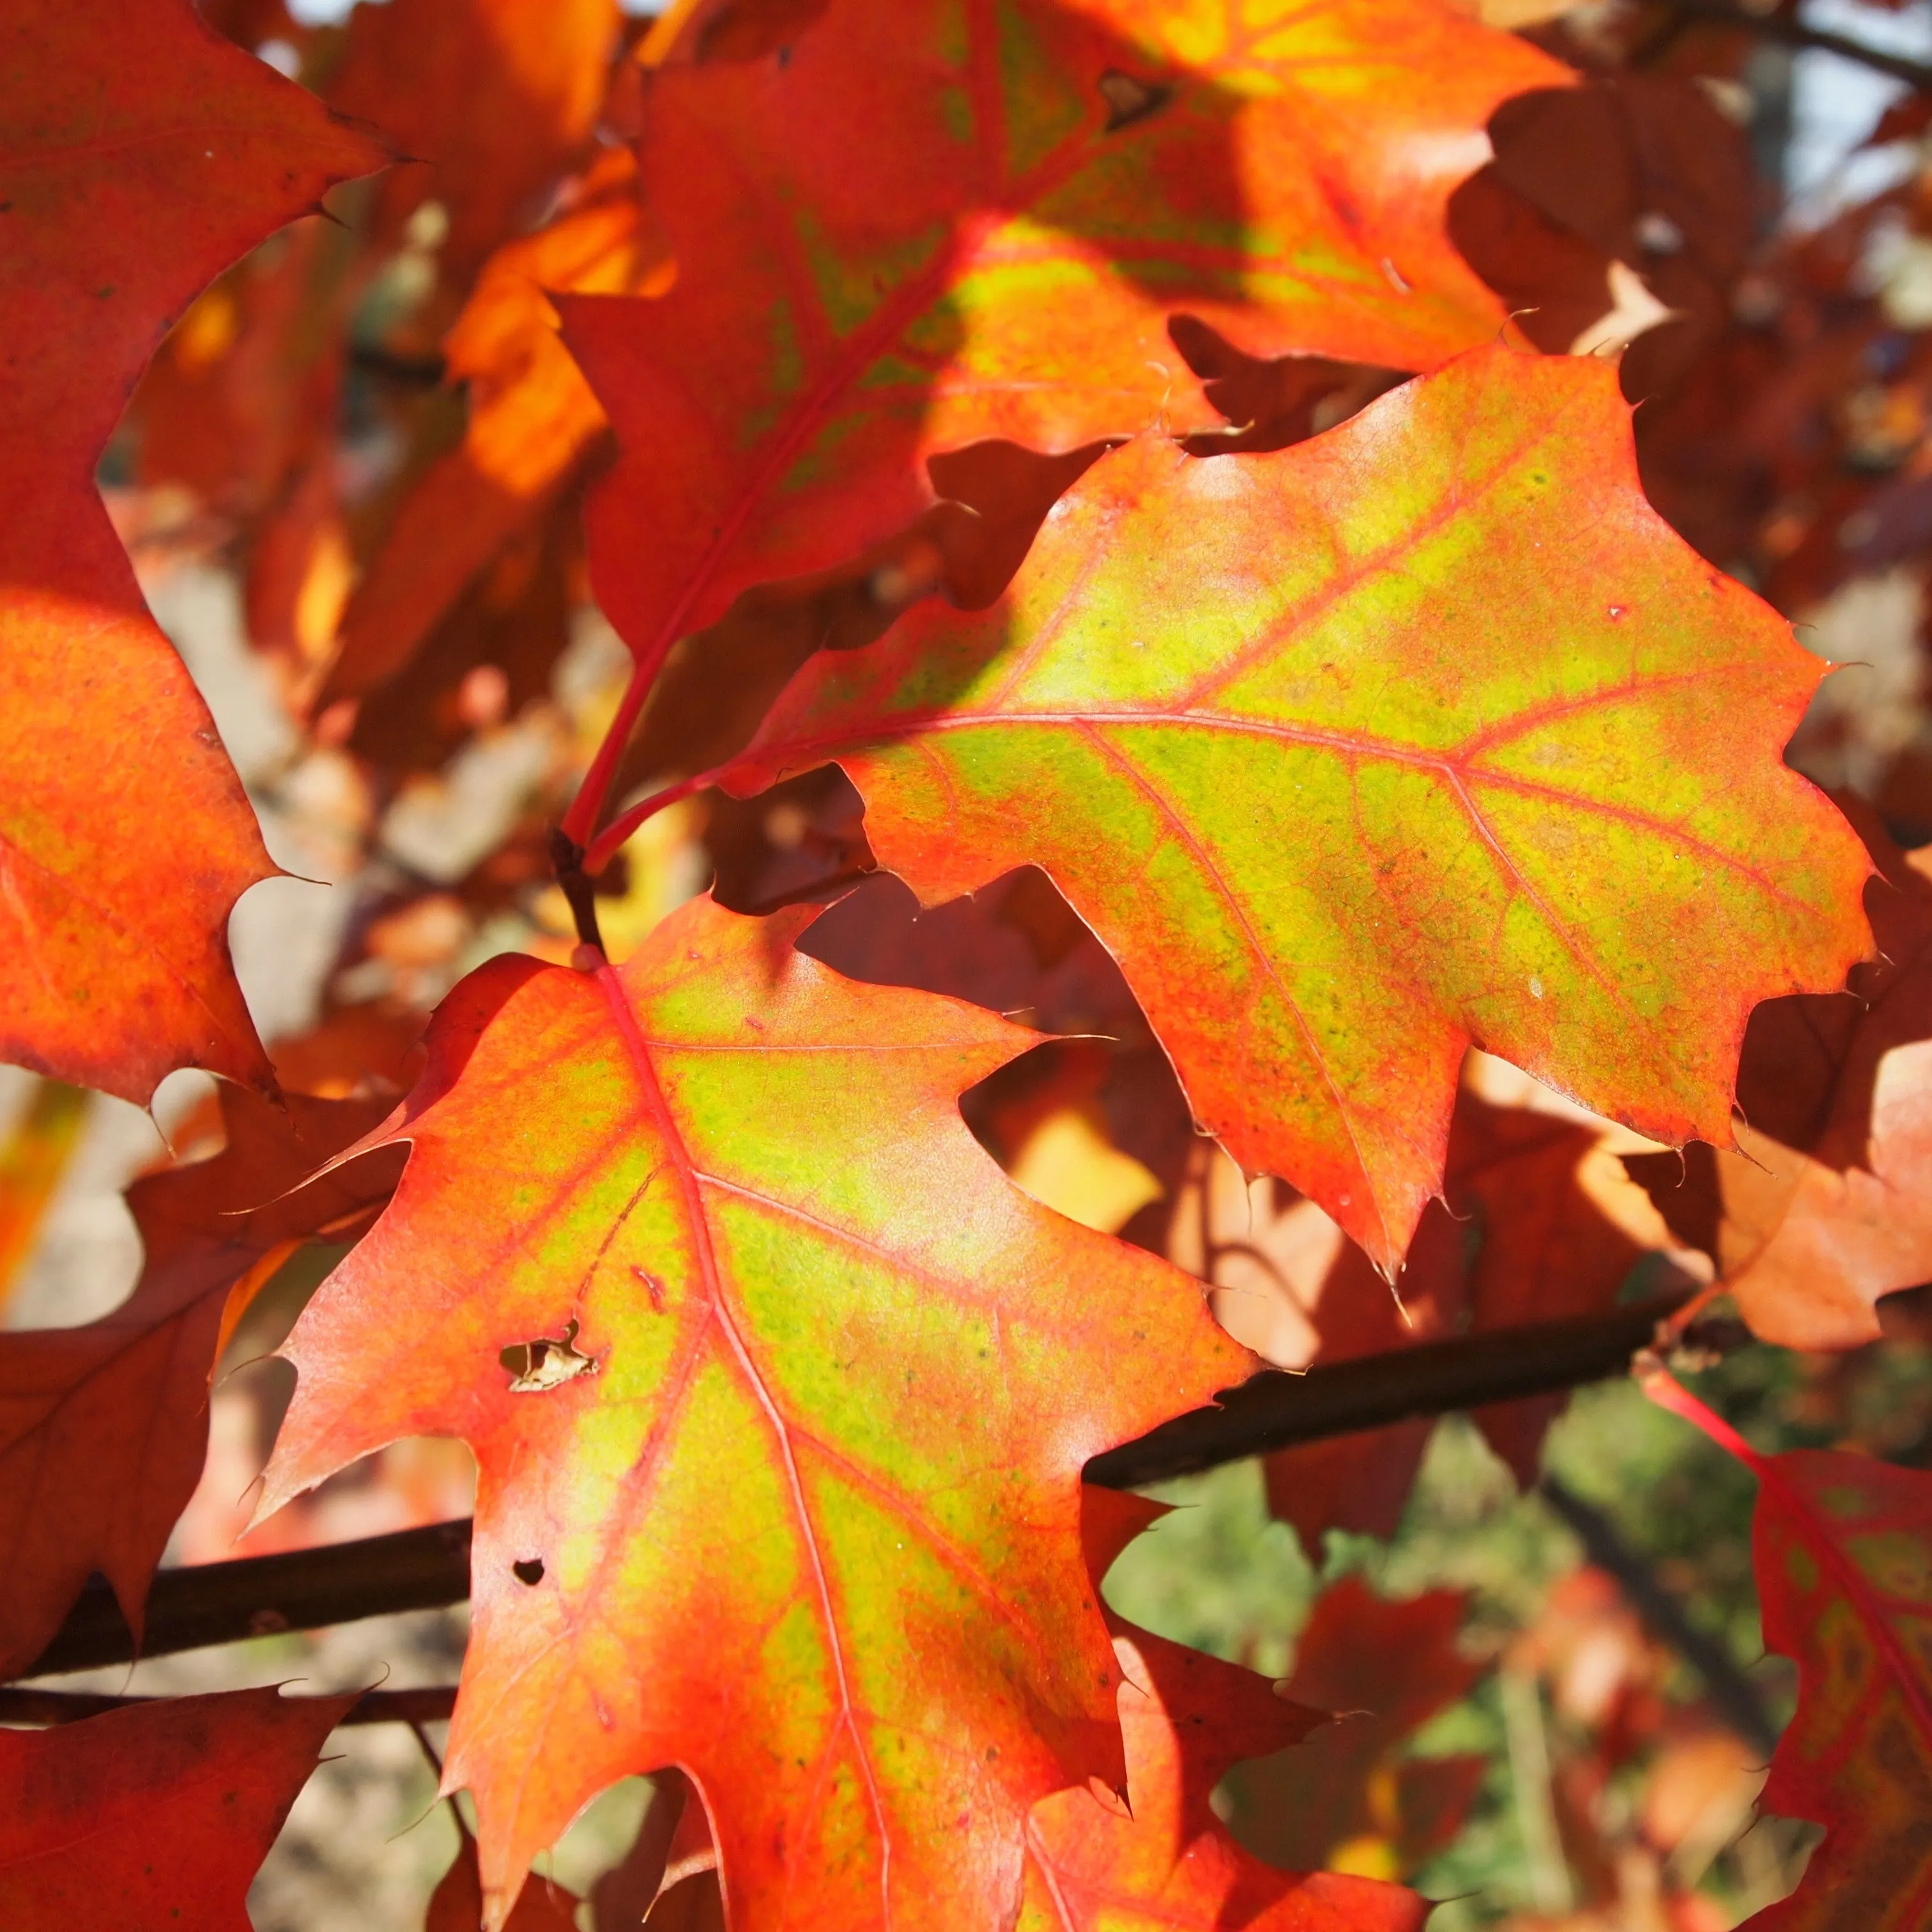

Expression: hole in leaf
xmin=1099 ymin=70 xmax=1170 ymax=133
xmin=512 ymin=1558 xmax=545 ymax=1587
xmin=500 ymin=1317 xmax=597 ymax=1393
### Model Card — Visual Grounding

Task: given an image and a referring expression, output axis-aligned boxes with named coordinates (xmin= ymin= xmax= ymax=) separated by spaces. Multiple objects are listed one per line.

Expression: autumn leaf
xmin=0 ymin=1089 xmax=395 ymax=1678
xmin=0 ymin=1687 xmax=355 ymax=1929
xmin=322 ymin=147 xmax=663 ymax=710
xmin=0 ymin=1080 xmax=88 ymax=1312
xmin=730 ymin=344 xmax=1871 ymax=1269
xmin=257 ymin=893 xmax=1248 ymax=1930
xmin=1020 ymin=1627 xmax=1428 ymax=1930
xmin=558 ymin=0 xmax=1567 ymax=821
xmin=0 ymin=0 xmax=384 ymax=1101
xmin=427 ymin=1813 xmax=581 ymax=1932
xmin=1223 ymin=1577 xmax=1484 ymax=1881
xmin=1630 ymin=801 xmax=1932 ymax=1351
xmin=1645 ymin=1374 xmax=1932 ymax=1929
xmin=327 ymin=0 xmax=618 ymax=295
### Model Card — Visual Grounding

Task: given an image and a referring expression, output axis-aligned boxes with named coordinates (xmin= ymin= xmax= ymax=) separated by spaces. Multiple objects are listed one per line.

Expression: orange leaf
xmin=1020 ymin=1627 xmax=1427 ymax=1930
xmin=327 ymin=0 xmax=620 ymax=288
xmin=0 ymin=1687 xmax=355 ymax=1929
xmin=257 ymin=893 xmax=1246 ymax=1930
xmin=734 ymin=345 xmax=1870 ymax=1269
xmin=1634 ymin=802 xmax=1932 ymax=1350
xmin=324 ymin=150 xmax=667 ymax=709
xmin=561 ymin=0 xmax=1566 ymax=713
xmin=0 ymin=1089 xmax=395 ymax=1678
xmin=0 ymin=0 xmax=383 ymax=1101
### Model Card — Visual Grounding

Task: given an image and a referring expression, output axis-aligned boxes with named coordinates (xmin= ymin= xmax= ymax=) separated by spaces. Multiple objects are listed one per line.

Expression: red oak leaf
xmin=1646 ymin=1374 xmax=1932 ymax=1929
xmin=557 ymin=0 xmax=1565 ymax=836
xmin=1020 ymin=1626 xmax=1428 ymax=1931
xmin=731 ymin=345 xmax=1870 ymax=1270
xmin=0 ymin=1089 xmax=396 ymax=1678
xmin=0 ymin=0 xmax=384 ymax=1100
xmin=257 ymin=893 xmax=1247 ymax=1930
xmin=0 ymin=1687 xmax=356 ymax=1929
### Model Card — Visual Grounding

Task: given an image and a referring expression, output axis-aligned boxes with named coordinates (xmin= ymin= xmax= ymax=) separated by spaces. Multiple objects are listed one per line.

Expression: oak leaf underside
xmin=1645 ymin=1379 xmax=1932 ymax=1931
xmin=733 ymin=344 xmax=1871 ymax=1270
xmin=1744 ymin=1451 xmax=1932 ymax=1929
xmin=564 ymin=0 xmax=1567 ymax=676
xmin=0 ymin=0 xmax=385 ymax=1101
xmin=259 ymin=893 xmax=1247 ymax=1931
xmin=0 ymin=1687 xmax=355 ymax=1931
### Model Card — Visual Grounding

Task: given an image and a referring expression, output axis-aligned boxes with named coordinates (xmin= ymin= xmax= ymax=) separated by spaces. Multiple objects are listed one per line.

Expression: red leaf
xmin=1020 ymin=1628 xmax=1428 ymax=1930
xmin=0 ymin=0 xmax=384 ymax=1101
xmin=0 ymin=1089 xmax=396 ymax=1677
xmin=560 ymin=0 xmax=1566 ymax=759
xmin=0 ymin=1687 xmax=355 ymax=1929
xmin=257 ymin=893 xmax=1246 ymax=1929
xmin=1224 ymin=1577 xmax=1485 ymax=1878
xmin=1646 ymin=1375 xmax=1932 ymax=1929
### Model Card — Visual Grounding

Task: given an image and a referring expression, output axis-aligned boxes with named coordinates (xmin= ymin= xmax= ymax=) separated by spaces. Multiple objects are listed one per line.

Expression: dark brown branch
xmin=16 ymin=1293 xmax=1690 ymax=1682
xmin=23 ymin=1518 xmax=473 ymax=1680
xmin=0 ymin=1684 xmax=456 ymax=1729
xmin=1667 ymin=0 xmax=1932 ymax=92
xmin=1082 ymin=1289 xmax=1694 ymax=1489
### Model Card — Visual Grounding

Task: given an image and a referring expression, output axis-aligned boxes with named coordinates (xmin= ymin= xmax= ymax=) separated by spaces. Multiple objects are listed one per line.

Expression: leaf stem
xmin=582 ymin=763 xmax=740 ymax=876
xmin=560 ymin=656 xmax=657 ymax=851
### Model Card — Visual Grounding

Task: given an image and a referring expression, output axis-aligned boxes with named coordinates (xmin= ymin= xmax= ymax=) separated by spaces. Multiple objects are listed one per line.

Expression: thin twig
xmin=13 ymin=1294 xmax=1692 ymax=1681
xmin=1538 ymin=1474 xmax=1779 ymax=1758
xmin=1667 ymin=0 xmax=1932 ymax=92
xmin=0 ymin=1685 xmax=456 ymax=1728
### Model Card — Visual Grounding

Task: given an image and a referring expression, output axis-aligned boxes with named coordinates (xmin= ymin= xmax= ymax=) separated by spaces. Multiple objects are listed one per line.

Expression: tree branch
xmin=1538 ymin=1473 xmax=1778 ymax=1758
xmin=1667 ymin=0 xmax=1932 ymax=93
xmin=0 ymin=1684 xmax=456 ymax=1728
xmin=15 ymin=1292 xmax=1691 ymax=1682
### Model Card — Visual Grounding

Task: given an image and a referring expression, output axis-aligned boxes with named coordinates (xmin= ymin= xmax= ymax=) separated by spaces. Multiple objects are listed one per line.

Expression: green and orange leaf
xmin=259 ymin=893 xmax=1247 ymax=1930
xmin=0 ymin=0 xmax=385 ymax=1100
xmin=732 ymin=345 xmax=1870 ymax=1268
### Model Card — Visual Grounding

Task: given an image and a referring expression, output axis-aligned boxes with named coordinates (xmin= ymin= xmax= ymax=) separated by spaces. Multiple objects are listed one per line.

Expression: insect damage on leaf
xmin=256 ymin=894 xmax=1247 ymax=1931
xmin=501 ymin=1318 xmax=600 ymax=1392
